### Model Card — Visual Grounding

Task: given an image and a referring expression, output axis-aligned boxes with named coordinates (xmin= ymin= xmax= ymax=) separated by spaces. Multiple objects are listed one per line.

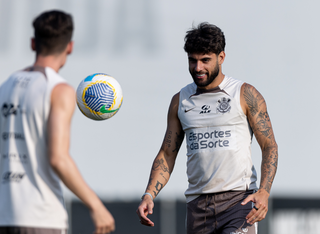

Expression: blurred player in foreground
xmin=137 ymin=23 xmax=278 ymax=234
xmin=0 ymin=10 xmax=115 ymax=234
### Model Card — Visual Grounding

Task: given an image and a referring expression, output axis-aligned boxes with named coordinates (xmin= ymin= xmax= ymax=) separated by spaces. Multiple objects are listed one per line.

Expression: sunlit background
xmin=1 ymin=1 xmax=320 ymax=233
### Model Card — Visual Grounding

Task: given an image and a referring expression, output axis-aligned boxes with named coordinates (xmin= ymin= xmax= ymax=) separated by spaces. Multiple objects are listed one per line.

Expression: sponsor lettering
xmin=1 ymin=103 xmax=25 ymax=117
xmin=199 ymin=105 xmax=211 ymax=114
xmin=14 ymin=76 xmax=31 ymax=88
xmin=2 ymin=153 xmax=28 ymax=163
xmin=2 ymin=171 xmax=25 ymax=183
xmin=188 ymin=130 xmax=232 ymax=150
xmin=2 ymin=132 xmax=25 ymax=141
xmin=189 ymin=130 xmax=231 ymax=141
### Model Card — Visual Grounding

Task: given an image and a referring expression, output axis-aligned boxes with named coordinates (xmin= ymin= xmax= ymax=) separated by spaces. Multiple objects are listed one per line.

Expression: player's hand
xmin=136 ymin=195 xmax=155 ymax=227
xmin=90 ymin=205 xmax=115 ymax=234
xmin=241 ymin=189 xmax=269 ymax=225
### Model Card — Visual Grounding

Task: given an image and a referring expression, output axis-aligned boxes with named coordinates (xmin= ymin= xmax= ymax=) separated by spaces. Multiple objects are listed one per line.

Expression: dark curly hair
xmin=184 ymin=23 xmax=225 ymax=55
xmin=33 ymin=10 xmax=73 ymax=56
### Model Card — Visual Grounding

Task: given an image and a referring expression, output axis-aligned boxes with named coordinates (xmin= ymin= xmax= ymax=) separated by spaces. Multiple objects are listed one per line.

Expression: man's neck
xmin=33 ymin=54 xmax=66 ymax=73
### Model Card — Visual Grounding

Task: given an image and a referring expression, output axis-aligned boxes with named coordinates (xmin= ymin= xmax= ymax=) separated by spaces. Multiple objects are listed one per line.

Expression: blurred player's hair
xmin=184 ymin=22 xmax=225 ymax=55
xmin=33 ymin=10 xmax=73 ymax=56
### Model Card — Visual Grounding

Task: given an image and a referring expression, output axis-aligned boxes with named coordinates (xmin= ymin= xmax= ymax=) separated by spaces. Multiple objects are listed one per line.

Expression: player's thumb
xmin=241 ymin=195 xmax=253 ymax=206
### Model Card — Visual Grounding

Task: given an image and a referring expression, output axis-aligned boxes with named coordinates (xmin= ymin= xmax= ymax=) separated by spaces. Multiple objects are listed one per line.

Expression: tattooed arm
xmin=240 ymin=83 xmax=278 ymax=225
xmin=136 ymin=93 xmax=184 ymax=227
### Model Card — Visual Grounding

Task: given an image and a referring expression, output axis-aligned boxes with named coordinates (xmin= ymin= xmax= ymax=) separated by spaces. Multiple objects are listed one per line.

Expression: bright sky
xmin=0 ymin=0 xmax=319 ymax=201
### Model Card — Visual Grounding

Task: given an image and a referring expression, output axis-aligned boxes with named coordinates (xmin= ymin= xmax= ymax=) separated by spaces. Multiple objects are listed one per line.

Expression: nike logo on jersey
xmin=185 ymin=107 xmax=196 ymax=113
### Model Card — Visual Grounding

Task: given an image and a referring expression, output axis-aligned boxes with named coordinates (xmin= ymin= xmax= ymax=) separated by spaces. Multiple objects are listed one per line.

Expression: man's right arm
xmin=136 ymin=92 xmax=184 ymax=227
xmin=48 ymin=83 xmax=115 ymax=234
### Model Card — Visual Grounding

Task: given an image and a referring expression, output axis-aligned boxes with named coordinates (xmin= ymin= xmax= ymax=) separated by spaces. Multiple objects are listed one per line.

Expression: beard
xmin=191 ymin=62 xmax=220 ymax=87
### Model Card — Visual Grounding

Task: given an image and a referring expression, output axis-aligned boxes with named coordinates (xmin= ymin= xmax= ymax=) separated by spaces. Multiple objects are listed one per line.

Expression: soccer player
xmin=136 ymin=23 xmax=278 ymax=234
xmin=0 ymin=10 xmax=115 ymax=234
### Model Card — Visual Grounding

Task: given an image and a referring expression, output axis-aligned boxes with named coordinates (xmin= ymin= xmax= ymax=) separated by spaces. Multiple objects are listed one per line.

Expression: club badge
xmin=217 ymin=97 xmax=231 ymax=113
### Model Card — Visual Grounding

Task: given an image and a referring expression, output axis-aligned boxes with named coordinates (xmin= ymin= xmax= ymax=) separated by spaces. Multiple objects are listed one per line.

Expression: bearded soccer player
xmin=136 ymin=23 xmax=278 ymax=234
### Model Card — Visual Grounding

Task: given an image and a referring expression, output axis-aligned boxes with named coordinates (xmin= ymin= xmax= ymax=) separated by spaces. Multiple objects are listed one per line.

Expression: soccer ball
xmin=76 ymin=73 xmax=123 ymax=121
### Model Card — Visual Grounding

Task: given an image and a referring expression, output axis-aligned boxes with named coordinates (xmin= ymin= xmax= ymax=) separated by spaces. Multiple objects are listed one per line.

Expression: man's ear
xmin=218 ymin=51 xmax=226 ymax=65
xmin=31 ymin=38 xmax=36 ymax=51
xmin=66 ymin=41 xmax=74 ymax=55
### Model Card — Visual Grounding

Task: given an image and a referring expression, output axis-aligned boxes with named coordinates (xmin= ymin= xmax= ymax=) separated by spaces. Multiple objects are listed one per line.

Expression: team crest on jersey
xmin=217 ymin=97 xmax=231 ymax=113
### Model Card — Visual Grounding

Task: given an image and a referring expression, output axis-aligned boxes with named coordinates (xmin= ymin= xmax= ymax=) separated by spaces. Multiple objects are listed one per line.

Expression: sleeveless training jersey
xmin=178 ymin=76 xmax=258 ymax=203
xmin=0 ymin=66 xmax=68 ymax=229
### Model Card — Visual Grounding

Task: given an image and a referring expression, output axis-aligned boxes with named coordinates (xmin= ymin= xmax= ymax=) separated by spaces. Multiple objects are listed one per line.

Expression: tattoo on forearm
xmin=153 ymin=181 xmax=164 ymax=197
xmin=146 ymin=176 xmax=153 ymax=191
xmin=160 ymin=172 xmax=168 ymax=182
xmin=261 ymin=146 xmax=278 ymax=193
xmin=173 ymin=131 xmax=184 ymax=153
xmin=164 ymin=131 xmax=172 ymax=148
xmin=152 ymin=158 xmax=169 ymax=173
xmin=243 ymin=84 xmax=278 ymax=194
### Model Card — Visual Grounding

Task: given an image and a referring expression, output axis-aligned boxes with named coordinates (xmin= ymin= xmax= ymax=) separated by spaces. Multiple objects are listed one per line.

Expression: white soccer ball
xmin=76 ymin=73 xmax=123 ymax=120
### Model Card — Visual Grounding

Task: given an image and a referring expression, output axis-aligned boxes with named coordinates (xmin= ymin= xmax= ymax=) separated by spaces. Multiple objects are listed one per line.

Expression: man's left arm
xmin=240 ymin=83 xmax=278 ymax=225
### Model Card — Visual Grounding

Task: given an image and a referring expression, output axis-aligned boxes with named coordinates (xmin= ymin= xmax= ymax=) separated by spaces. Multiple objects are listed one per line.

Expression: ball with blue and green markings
xmin=76 ymin=73 xmax=123 ymax=120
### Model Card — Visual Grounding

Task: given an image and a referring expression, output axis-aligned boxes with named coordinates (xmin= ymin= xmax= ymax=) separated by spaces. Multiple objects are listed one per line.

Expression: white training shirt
xmin=178 ymin=76 xmax=258 ymax=203
xmin=0 ymin=66 xmax=68 ymax=229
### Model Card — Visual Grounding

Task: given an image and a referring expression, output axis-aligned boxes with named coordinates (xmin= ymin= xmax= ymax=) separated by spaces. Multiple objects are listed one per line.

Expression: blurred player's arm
xmin=136 ymin=92 xmax=184 ymax=227
xmin=48 ymin=83 xmax=115 ymax=234
xmin=240 ymin=83 xmax=278 ymax=225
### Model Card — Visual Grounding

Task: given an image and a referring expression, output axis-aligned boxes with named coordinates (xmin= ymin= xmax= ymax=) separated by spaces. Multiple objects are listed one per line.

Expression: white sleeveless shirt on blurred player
xmin=0 ymin=66 xmax=68 ymax=229
xmin=178 ymin=76 xmax=258 ymax=203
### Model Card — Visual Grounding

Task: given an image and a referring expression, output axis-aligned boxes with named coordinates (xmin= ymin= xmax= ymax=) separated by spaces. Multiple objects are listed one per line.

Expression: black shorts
xmin=0 ymin=227 xmax=66 ymax=234
xmin=187 ymin=190 xmax=258 ymax=234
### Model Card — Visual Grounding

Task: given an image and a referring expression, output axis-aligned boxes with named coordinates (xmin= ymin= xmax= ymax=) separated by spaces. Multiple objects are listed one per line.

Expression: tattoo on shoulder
xmin=243 ymin=84 xmax=264 ymax=116
xmin=152 ymin=158 xmax=169 ymax=173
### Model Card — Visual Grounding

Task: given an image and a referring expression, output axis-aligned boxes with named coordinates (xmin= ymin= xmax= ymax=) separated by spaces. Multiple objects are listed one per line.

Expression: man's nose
xmin=195 ymin=61 xmax=203 ymax=72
